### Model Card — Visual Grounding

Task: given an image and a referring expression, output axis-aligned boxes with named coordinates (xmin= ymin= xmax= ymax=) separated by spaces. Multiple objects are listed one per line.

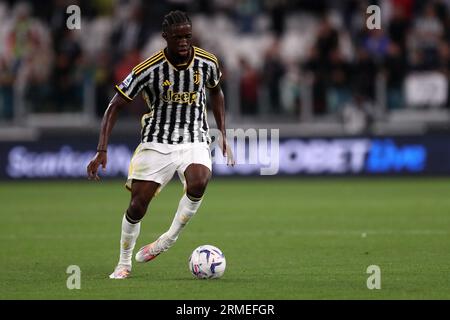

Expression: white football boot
xmin=109 ymin=264 xmax=131 ymax=279
xmin=135 ymin=234 xmax=176 ymax=263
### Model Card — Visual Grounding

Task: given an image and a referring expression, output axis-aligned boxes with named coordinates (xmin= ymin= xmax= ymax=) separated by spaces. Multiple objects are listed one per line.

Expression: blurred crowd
xmin=0 ymin=0 xmax=449 ymax=123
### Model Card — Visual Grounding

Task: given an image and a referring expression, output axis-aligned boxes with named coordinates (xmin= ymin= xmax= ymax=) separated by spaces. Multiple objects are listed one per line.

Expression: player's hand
xmin=87 ymin=151 xmax=107 ymax=181
xmin=219 ymin=133 xmax=235 ymax=167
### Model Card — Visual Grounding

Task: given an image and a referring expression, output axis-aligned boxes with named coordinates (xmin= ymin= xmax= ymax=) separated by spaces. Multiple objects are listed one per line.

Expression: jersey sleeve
xmin=115 ymin=71 xmax=142 ymax=101
xmin=206 ymin=59 xmax=222 ymax=89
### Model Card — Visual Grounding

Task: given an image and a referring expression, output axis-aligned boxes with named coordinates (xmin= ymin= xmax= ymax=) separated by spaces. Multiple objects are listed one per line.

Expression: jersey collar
xmin=163 ymin=47 xmax=195 ymax=71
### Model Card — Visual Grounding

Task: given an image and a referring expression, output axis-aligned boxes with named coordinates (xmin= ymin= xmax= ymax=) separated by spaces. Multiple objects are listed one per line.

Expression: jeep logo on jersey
xmin=161 ymin=89 xmax=197 ymax=104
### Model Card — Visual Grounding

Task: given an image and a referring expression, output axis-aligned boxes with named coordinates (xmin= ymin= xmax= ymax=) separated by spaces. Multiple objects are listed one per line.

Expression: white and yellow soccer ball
xmin=189 ymin=245 xmax=226 ymax=279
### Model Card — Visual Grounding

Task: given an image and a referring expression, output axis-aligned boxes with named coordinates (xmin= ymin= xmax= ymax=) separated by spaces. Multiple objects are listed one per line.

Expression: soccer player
xmin=87 ymin=11 xmax=233 ymax=279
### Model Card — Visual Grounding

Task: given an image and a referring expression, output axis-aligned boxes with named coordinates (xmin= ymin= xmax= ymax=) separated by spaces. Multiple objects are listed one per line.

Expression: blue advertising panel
xmin=0 ymin=135 xmax=449 ymax=179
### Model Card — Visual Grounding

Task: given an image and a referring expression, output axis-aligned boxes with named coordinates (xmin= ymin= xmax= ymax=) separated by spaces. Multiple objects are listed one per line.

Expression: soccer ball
xmin=189 ymin=245 xmax=226 ymax=279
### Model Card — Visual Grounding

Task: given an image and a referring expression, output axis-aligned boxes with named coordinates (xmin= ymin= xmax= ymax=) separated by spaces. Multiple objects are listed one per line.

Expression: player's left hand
xmin=220 ymin=134 xmax=235 ymax=167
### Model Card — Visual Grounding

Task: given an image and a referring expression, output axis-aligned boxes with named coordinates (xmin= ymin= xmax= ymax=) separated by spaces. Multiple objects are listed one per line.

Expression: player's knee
xmin=128 ymin=197 xmax=149 ymax=220
xmin=186 ymin=177 xmax=209 ymax=198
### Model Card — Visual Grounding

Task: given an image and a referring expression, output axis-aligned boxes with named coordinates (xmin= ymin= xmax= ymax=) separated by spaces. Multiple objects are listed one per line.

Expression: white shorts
xmin=125 ymin=142 xmax=212 ymax=193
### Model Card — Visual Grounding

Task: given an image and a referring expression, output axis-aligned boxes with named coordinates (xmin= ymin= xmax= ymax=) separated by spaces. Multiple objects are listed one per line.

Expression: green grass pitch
xmin=0 ymin=178 xmax=449 ymax=299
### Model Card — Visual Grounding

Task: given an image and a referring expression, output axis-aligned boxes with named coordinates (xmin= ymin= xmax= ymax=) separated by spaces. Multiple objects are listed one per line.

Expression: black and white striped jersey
xmin=115 ymin=46 xmax=222 ymax=144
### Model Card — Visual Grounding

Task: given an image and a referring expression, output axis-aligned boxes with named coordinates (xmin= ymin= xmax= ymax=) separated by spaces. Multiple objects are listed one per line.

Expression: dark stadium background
xmin=1 ymin=0 xmax=449 ymax=178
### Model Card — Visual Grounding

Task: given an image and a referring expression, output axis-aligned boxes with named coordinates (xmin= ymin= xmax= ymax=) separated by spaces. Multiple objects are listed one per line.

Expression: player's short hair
xmin=162 ymin=10 xmax=191 ymax=33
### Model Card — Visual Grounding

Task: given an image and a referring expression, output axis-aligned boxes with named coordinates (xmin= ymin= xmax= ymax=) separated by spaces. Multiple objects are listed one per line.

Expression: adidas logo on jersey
xmin=163 ymin=80 xmax=172 ymax=87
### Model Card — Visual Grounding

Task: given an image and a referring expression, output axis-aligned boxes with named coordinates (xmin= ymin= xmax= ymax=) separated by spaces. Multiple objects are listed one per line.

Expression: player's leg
xmin=135 ymin=144 xmax=212 ymax=262
xmin=136 ymin=164 xmax=211 ymax=261
xmin=110 ymin=180 xmax=160 ymax=279
xmin=147 ymin=163 xmax=211 ymax=255
xmin=163 ymin=163 xmax=211 ymax=241
xmin=120 ymin=180 xmax=160 ymax=262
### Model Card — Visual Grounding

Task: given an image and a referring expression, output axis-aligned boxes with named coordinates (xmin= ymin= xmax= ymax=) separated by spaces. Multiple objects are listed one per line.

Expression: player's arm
xmin=209 ymin=84 xmax=225 ymax=141
xmin=87 ymin=94 xmax=128 ymax=180
xmin=209 ymin=84 xmax=234 ymax=166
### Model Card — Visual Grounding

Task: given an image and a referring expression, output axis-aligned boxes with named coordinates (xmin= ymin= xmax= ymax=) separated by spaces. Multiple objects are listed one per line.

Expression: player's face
xmin=164 ymin=23 xmax=193 ymax=58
